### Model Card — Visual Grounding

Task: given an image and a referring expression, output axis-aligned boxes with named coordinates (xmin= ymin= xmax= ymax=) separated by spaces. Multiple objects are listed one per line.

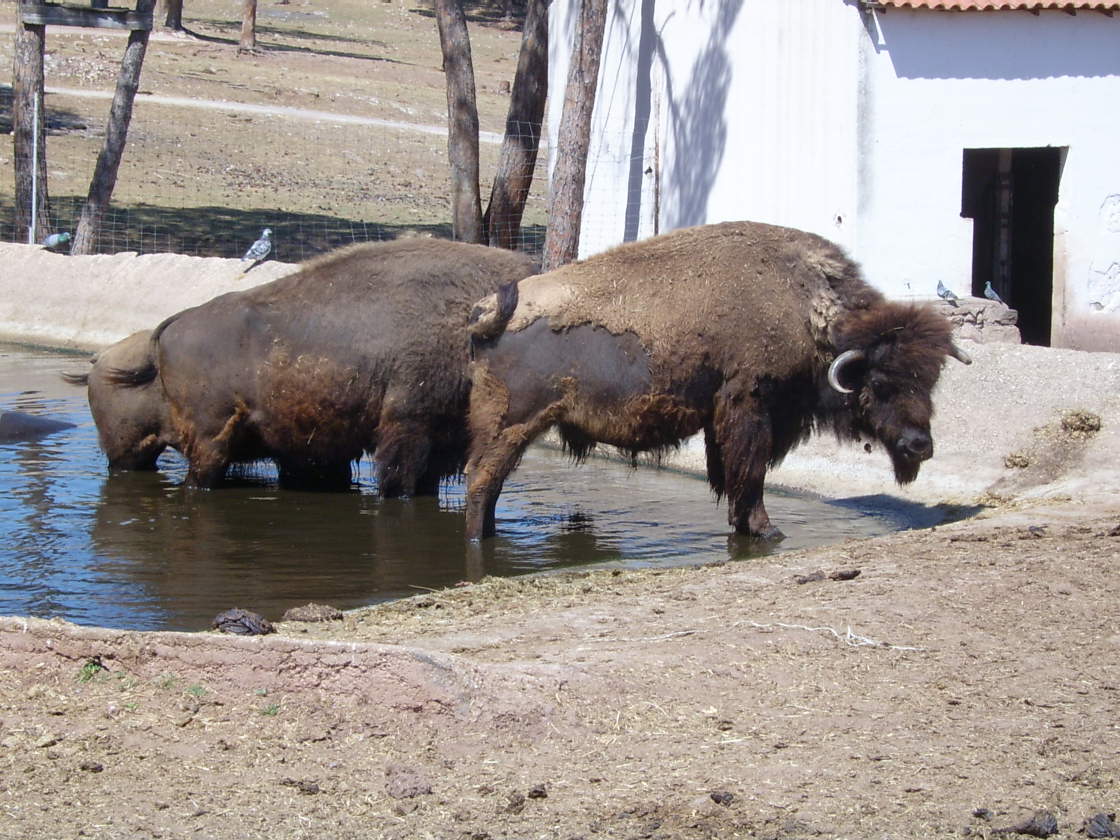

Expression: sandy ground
xmin=2 ymin=244 xmax=1119 ymax=838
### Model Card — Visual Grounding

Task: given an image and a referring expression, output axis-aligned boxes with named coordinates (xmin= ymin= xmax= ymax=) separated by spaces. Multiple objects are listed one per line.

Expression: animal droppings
xmin=211 ymin=608 xmax=275 ymax=636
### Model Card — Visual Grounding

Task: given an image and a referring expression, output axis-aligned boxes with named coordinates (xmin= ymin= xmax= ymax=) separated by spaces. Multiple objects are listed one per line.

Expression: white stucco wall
xmin=858 ymin=9 xmax=1120 ymax=326
xmin=550 ymin=0 xmax=864 ymax=257
xmin=549 ymin=0 xmax=1120 ymax=349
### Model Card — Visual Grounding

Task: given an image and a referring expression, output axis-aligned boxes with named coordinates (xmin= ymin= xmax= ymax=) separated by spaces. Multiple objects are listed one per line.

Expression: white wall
xmin=550 ymin=0 xmax=864 ymax=257
xmin=859 ymin=8 xmax=1120 ymax=322
xmin=548 ymin=0 xmax=1120 ymax=349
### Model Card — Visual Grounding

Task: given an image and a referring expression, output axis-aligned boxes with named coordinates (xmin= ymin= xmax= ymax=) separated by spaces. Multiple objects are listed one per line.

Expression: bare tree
xmin=239 ymin=0 xmax=257 ymax=51
xmin=483 ymin=0 xmax=547 ymax=249
xmin=542 ymin=0 xmax=607 ymax=271
xmin=435 ymin=0 xmax=484 ymax=243
xmin=72 ymin=0 xmax=156 ymax=255
xmin=12 ymin=19 xmax=51 ymax=243
xmin=154 ymin=0 xmax=183 ymax=32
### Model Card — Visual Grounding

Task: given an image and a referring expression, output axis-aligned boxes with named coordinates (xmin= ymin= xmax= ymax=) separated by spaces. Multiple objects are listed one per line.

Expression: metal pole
xmin=29 ymin=91 xmax=39 ymax=244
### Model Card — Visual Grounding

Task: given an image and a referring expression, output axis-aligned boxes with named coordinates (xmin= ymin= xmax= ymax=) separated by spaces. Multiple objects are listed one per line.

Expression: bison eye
xmin=870 ymin=378 xmax=895 ymax=400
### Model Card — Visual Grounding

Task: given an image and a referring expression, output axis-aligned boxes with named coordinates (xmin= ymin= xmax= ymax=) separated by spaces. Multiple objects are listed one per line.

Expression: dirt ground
xmin=1 ymin=493 xmax=1118 ymax=840
xmin=0 ymin=0 xmax=546 ymax=255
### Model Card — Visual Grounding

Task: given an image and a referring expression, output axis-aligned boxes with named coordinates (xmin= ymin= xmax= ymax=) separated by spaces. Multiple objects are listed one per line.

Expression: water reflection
xmin=1 ymin=343 xmax=927 ymax=632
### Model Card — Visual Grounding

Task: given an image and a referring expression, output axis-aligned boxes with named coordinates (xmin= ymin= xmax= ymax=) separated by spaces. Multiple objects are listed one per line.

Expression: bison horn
xmin=827 ymin=349 xmax=865 ymax=394
xmin=949 ymin=342 xmax=972 ymax=365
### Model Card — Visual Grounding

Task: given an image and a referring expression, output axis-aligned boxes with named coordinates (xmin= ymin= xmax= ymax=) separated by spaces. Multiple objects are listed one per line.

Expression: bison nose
xmin=899 ymin=431 xmax=933 ymax=460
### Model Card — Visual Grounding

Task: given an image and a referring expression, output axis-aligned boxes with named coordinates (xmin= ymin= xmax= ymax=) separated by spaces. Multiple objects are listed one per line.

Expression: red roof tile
xmin=870 ymin=1 xmax=1120 ymax=9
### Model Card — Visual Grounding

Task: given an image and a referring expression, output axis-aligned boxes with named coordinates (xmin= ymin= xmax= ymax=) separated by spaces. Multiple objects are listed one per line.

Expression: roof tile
xmin=871 ymin=1 xmax=1120 ymax=9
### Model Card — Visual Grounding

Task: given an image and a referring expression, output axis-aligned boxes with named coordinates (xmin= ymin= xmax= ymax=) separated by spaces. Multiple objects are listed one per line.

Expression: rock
xmin=993 ymin=810 xmax=1058 ymax=837
xmin=0 ymin=411 xmax=75 ymax=443
xmin=1085 ymin=813 xmax=1120 ymax=838
xmin=279 ymin=777 xmax=320 ymax=795
xmin=793 ymin=570 xmax=826 ymax=584
xmin=710 ymin=790 xmax=735 ymax=807
xmin=281 ymin=603 xmax=343 ymax=622
xmin=936 ymin=297 xmax=1021 ymax=344
xmin=211 ymin=608 xmax=274 ymax=635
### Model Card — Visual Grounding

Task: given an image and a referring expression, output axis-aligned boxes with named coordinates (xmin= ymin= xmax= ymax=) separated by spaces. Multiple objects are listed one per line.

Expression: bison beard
xmin=463 ymin=221 xmax=969 ymax=541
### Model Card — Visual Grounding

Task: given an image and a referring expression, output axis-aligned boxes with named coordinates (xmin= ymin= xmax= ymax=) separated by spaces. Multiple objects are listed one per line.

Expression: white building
xmin=548 ymin=0 xmax=1120 ymax=350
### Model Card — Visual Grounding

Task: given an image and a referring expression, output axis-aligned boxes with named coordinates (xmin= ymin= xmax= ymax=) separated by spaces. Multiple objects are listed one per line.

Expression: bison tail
xmin=59 ymin=370 xmax=90 ymax=387
xmin=104 ymin=311 xmax=179 ymax=388
xmin=104 ymin=362 xmax=158 ymax=388
xmin=468 ymin=280 xmax=520 ymax=343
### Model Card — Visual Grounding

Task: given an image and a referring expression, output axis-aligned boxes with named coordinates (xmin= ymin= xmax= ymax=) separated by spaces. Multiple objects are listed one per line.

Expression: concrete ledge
xmin=0 ymin=243 xmax=297 ymax=351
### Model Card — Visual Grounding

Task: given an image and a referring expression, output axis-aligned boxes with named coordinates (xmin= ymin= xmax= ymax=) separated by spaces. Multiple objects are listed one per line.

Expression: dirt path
xmin=40 ymin=85 xmax=505 ymax=144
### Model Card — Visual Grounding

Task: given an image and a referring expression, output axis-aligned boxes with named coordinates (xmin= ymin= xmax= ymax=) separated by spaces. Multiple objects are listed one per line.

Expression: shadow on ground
xmin=0 ymin=197 xmax=546 ymax=261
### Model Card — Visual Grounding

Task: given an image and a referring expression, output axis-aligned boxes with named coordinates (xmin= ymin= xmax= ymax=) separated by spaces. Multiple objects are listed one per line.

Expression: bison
xmin=463 ymin=221 xmax=970 ymax=541
xmin=62 ymin=330 xmax=176 ymax=470
xmin=104 ymin=238 xmax=535 ymax=493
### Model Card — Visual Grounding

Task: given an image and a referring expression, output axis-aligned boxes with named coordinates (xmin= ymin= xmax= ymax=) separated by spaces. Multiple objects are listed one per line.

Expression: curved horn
xmin=828 ymin=349 xmax=866 ymax=394
xmin=949 ymin=342 xmax=972 ymax=365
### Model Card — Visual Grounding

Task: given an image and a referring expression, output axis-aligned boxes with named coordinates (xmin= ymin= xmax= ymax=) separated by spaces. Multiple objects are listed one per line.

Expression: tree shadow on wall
xmin=658 ymin=0 xmax=744 ymax=230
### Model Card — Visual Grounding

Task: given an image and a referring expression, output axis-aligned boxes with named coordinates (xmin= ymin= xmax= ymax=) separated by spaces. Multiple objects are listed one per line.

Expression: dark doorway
xmin=961 ymin=147 xmax=1063 ymax=346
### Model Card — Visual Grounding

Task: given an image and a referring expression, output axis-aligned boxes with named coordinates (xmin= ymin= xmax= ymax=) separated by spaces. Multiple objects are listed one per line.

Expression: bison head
xmin=828 ymin=303 xmax=970 ymax=484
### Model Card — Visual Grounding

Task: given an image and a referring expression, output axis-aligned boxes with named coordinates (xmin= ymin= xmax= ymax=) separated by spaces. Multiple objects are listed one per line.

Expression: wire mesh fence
xmin=1 ymin=87 xmax=550 ymax=263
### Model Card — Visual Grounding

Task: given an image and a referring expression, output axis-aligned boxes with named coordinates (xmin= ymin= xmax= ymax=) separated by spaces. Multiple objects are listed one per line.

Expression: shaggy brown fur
xmin=107 ymin=238 xmax=535 ymax=492
xmin=465 ymin=221 xmax=968 ymax=541
xmin=62 ymin=330 xmax=176 ymax=470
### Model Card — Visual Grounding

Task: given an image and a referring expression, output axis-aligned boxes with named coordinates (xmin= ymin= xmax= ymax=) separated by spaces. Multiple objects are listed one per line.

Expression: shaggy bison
xmin=464 ymin=221 xmax=970 ymax=540
xmin=105 ymin=238 xmax=535 ymax=493
xmin=62 ymin=330 xmax=175 ymax=470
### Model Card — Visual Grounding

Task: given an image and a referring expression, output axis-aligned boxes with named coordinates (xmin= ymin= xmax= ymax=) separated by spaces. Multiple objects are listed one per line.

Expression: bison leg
xmin=373 ymin=420 xmax=432 ymax=498
xmin=464 ymin=423 xmax=540 ymax=539
xmin=181 ymin=402 xmax=248 ymax=488
xmin=709 ymin=397 xmax=784 ymax=541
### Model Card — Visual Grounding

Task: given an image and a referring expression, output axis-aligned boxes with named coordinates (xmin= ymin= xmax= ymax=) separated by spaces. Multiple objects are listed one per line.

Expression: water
xmin=0 ymin=343 xmax=934 ymax=632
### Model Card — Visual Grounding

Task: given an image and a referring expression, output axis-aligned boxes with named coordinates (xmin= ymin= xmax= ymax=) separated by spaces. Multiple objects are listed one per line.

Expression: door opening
xmin=961 ymin=147 xmax=1063 ymax=346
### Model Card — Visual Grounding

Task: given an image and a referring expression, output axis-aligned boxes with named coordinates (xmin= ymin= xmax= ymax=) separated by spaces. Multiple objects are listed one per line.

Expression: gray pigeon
xmin=936 ymin=279 xmax=959 ymax=307
xmin=41 ymin=231 xmax=71 ymax=250
xmin=983 ymin=280 xmax=1005 ymax=304
xmin=242 ymin=228 xmax=272 ymax=265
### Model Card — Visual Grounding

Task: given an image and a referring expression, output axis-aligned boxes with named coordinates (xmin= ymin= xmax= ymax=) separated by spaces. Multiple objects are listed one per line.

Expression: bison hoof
xmin=731 ymin=524 xmax=786 ymax=544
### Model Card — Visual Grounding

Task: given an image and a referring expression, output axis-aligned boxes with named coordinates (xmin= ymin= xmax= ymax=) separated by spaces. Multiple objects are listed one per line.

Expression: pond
xmin=0 ymin=343 xmax=935 ymax=632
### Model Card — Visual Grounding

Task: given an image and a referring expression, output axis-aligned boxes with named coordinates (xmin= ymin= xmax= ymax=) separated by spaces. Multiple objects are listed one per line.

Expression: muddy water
xmin=0 ymin=344 xmax=938 ymax=631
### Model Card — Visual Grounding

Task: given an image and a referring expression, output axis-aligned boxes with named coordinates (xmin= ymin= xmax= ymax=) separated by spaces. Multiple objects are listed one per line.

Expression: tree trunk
xmin=483 ymin=0 xmax=548 ymax=250
xmin=239 ymin=0 xmax=257 ymax=51
xmin=155 ymin=0 xmax=184 ymax=31
xmin=12 ymin=20 xmax=51 ymax=244
xmin=542 ymin=0 xmax=607 ymax=271
xmin=435 ymin=0 xmax=483 ymax=243
xmin=71 ymin=8 xmax=154 ymax=256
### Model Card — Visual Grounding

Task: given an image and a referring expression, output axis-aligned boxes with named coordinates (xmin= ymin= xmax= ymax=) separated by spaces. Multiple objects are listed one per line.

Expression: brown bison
xmin=105 ymin=238 xmax=535 ymax=493
xmin=464 ymin=221 xmax=970 ymax=540
xmin=62 ymin=330 xmax=175 ymax=469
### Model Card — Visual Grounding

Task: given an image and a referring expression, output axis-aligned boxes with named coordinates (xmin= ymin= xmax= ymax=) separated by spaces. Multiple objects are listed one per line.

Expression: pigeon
xmin=41 ymin=231 xmax=71 ymax=250
xmin=936 ymin=279 xmax=959 ymax=307
xmin=983 ymin=280 xmax=1005 ymax=304
xmin=241 ymin=227 xmax=272 ymax=266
